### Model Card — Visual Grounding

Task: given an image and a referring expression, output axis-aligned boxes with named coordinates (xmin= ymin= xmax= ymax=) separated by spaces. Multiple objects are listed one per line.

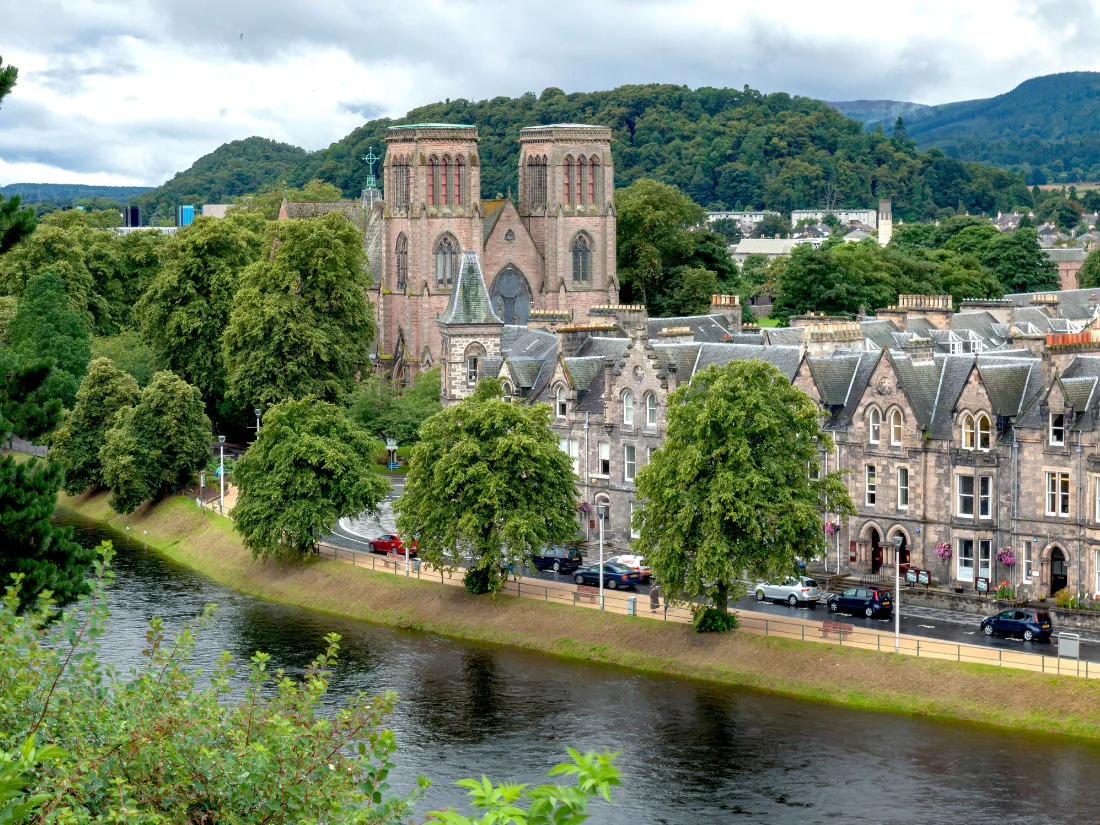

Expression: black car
xmin=532 ymin=545 xmax=584 ymax=573
xmin=573 ymin=562 xmax=641 ymax=590
xmin=827 ymin=586 xmax=892 ymax=618
xmin=981 ymin=609 xmax=1053 ymax=643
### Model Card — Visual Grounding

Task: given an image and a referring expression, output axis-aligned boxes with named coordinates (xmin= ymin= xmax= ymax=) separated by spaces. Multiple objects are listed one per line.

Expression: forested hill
xmin=134 ymin=137 xmax=308 ymax=223
xmin=870 ymin=72 xmax=1100 ymax=185
xmin=827 ymin=99 xmax=929 ymax=125
xmin=0 ymin=183 xmax=152 ymax=205
xmin=138 ymin=84 xmax=1033 ymax=222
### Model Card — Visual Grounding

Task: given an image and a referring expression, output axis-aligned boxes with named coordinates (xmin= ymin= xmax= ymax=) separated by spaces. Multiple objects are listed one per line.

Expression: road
xmin=325 ymin=476 xmax=1100 ymax=663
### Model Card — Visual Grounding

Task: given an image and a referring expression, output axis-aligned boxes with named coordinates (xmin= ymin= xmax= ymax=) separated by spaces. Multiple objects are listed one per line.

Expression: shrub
xmin=1054 ymin=588 xmax=1079 ymax=609
xmin=692 ymin=606 xmax=738 ymax=633
xmin=463 ymin=566 xmax=497 ymax=595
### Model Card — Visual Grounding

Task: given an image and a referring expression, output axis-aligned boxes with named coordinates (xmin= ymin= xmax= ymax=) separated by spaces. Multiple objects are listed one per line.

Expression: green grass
xmin=754 ymin=317 xmax=782 ymax=327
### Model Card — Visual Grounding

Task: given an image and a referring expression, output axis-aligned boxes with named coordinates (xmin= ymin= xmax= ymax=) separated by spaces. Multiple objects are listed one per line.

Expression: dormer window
xmin=1050 ymin=413 xmax=1066 ymax=446
xmin=868 ymin=408 xmax=881 ymax=445
xmin=556 ymin=386 xmax=567 ymax=418
xmin=889 ymin=410 xmax=903 ymax=447
xmin=961 ymin=414 xmax=975 ymax=450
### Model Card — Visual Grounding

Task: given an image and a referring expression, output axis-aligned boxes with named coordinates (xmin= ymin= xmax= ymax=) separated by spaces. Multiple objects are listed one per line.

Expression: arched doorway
xmin=868 ymin=526 xmax=882 ymax=574
xmin=889 ymin=528 xmax=909 ymax=568
xmin=490 ymin=265 xmax=532 ymax=326
xmin=1050 ymin=547 xmax=1068 ymax=596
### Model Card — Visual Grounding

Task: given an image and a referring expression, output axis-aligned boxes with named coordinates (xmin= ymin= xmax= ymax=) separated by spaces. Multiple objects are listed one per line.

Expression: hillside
xmin=134 ymin=136 xmax=308 ymax=223
xmin=827 ymin=99 xmax=929 ymax=125
xmin=870 ymin=72 xmax=1100 ymax=185
xmin=139 ymin=83 xmax=1032 ymax=223
xmin=0 ymin=183 xmax=152 ymax=205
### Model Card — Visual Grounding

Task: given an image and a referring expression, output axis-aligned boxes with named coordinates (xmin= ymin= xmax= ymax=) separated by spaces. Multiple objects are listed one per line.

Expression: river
xmin=57 ymin=512 xmax=1100 ymax=824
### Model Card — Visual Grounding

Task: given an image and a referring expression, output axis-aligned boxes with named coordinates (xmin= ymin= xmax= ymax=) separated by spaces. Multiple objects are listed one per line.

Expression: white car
xmin=606 ymin=554 xmax=652 ymax=583
xmin=753 ymin=575 xmax=821 ymax=607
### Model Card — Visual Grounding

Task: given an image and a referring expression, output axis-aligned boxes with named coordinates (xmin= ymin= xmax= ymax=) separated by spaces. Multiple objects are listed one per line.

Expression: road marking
xmin=964 ymin=631 xmax=976 ymax=635
xmin=918 ymin=624 xmax=935 ymax=629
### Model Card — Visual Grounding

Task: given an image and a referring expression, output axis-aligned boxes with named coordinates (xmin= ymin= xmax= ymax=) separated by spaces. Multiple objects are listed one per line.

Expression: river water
xmin=58 ymin=512 xmax=1100 ymax=824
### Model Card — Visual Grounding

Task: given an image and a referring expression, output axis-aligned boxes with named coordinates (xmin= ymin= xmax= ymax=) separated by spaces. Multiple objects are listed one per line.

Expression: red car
xmin=369 ymin=533 xmax=418 ymax=557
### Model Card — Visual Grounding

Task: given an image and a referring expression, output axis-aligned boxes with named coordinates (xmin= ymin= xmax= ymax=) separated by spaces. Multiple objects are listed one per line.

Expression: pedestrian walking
xmin=650 ymin=583 xmax=661 ymax=612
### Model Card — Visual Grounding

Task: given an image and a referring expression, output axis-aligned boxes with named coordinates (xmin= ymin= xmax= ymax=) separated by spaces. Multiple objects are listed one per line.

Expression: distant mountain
xmin=133 ymin=136 xmax=308 ymax=223
xmin=0 ymin=182 xmax=152 ymax=205
xmin=864 ymin=72 xmax=1100 ymax=184
xmin=826 ymin=99 xmax=929 ymax=125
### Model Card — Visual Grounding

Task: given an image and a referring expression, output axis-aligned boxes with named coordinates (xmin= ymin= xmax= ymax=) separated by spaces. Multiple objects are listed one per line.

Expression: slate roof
xmin=647 ymin=314 xmax=732 ymax=343
xmin=951 ymin=311 xmax=1006 ymax=348
xmin=562 ymin=357 xmax=605 ymax=391
xmin=806 ymin=353 xmax=864 ymax=407
xmin=439 ymin=252 xmax=502 ymax=325
xmin=975 ymin=358 xmax=1040 ymax=417
xmin=481 ymin=199 xmax=508 ymax=243
xmin=889 ymin=354 xmax=940 ymax=428
xmin=574 ymin=337 xmax=630 ymax=359
xmin=1003 ymin=288 xmax=1099 ymax=323
xmin=651 ymin=343 xmax=702 ymax=380
xmin=728 ymin=333 xmax=765 ymax=345
xmin=928 ymin=355 xmax=976 ymax=438
xmin=861 ymin=319 xmax=901 ymax=349
xmin=763 ymin=327 xmax=805 ymax=347
xmin=1060 ymin=376 xmax=1097 ymax=412
xmin=692 ymin=344 xmax=802 ymax=380
xmin=479 ymin=356 xmax=504 ymax=381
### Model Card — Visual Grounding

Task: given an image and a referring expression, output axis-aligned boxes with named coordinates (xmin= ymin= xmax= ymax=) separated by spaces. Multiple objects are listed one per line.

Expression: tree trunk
xmin=714 ymin=581 xmax=729 ymax=614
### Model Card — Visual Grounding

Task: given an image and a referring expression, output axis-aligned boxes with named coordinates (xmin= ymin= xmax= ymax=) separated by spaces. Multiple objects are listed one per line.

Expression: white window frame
xmin=957 ymin=538 xmax=975 ymax=582
xmin=890 ymin=410 xmax=903 ymax=447
xmin=1049 ymin=413 xmax=1065 ymax=447
xmin=957 ymin=474 xmax=974 ymax=518
xmin=556 ymin=386 xmax=567 ymax=419
xmin=961 ymin=414 xmax=975 ymax=450
xmin=978 ymin=539 xmax=992 ymax=580
xmin=559 ymin=437 xmax=579 ymax=476
xmin=897 ymin=467 xmax=909 ymax=509
xmin=624 ymin=444 xmax=636 ymax=482
xmin=1047 ymin=471 xmax=1070 ymax=516
xmin=622 ymin=391 xmax=634 ymax=426
xmin=976 ymin=414 xmax=992 ymax=451
xmin=1023 ymin=545 xmax=1033 ymax=582
xmin=630 ymin=502 xmax=641 ymax=539
xmin=1095 ymin=477 xmax=1100 ymax=522
xmin=644 ymin=393 xmax=657 ymax=427
xmin=865 ymin=465 xmax=876 ymax=506
xmin=978 ymin=475 xmax=992 ymax=518
xmin=868 ymin=408 xmax=881 ymax=445
xmin=597 ymin=441 xmax=610 ymax=477
xmin=466 ymin=355 xmax=479 ymax=386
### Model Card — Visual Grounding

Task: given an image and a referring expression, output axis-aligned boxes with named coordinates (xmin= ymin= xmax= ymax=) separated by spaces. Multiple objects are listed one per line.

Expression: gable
xmin=483 ymin=201 xmax=544 ymax=293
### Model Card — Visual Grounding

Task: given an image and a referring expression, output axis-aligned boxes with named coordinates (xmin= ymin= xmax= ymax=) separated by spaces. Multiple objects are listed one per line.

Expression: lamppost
xmin=597 ymin=502 xmax=607 ymax=610
xmin=254 ymin=407 xmax=262 ymax=436
xmin=892 ymin=534 xmax=904 ymax=653
xmin=218 ymin=435 xmax=226 ymax=515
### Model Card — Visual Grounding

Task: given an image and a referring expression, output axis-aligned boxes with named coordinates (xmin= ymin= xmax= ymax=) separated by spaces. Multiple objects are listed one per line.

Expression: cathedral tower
xmin=438 ymin=251 xmax=503 ymax=404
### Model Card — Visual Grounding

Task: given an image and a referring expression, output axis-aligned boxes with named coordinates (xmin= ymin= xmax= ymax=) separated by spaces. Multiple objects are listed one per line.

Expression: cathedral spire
xmin=439 ymin=251 xmax=502 ymax=326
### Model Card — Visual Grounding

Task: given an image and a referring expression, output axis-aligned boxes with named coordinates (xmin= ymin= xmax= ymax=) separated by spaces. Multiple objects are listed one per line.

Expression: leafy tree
xmin=233 ymin=398 xmax=388 ymax=561
xmin=7 ymin=269 xmax=90 ymax=411
xmin=1 ymin=561 xmax=619 ymax=823
xmin=752 ymin=213 xmax=791 ymax=239
xmin=396 ymin=380 xmax=577 ymax=593
xmin=0 ymin=194 xmax=36 ymax=254
xmin=709 ymin=217 xmax=743 ymax=244
xmin=0 ymin=54 xmax=15 ymax=108
xmin=90 ymin=330 xmax=157 ymax=386
xmin=223 ymin=212 xmax=375 ymax=409
xmin=100 ymin=371 xmax=211 ymax=513
xmin=979 ymin=226 xmax=1059 ymax=293
xmin=349 ymin=367 xmax=442 ymax=444
xmin=632 ymin=360 xmax=852 ymax=620
xmin=135 ymin=215 xmax=261 ymax=411
xmin=1079 ymin=248 xmax=1100 ymax=290
xmin=0 ymin=296 xmax=15 ymax=344
xmin=50 ymin=358 xmax=140 ymax=495
xmin=772 ymin=241 xmax=899 ymax=322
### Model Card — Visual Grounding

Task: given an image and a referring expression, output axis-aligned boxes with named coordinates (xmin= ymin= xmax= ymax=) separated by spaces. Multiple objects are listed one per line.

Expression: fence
xmin=5 ymin=437 xmax=46 ymax=458
xmin=316 ymin=542 xmax=1097 ymax=680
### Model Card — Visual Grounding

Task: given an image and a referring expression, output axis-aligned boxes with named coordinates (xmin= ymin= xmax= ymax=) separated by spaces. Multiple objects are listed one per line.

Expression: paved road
xmin=325 ymin=478 xmax=1100 ymax=663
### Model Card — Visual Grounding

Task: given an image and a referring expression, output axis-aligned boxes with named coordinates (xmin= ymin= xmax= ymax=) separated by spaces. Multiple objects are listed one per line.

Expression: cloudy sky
xmin=1 ymin=0 xmax=1097 ymax=187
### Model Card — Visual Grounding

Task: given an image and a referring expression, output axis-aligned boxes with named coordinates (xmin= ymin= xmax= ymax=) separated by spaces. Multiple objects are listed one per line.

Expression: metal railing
xmin=315 ymin=542 xmax=1095 ymax=680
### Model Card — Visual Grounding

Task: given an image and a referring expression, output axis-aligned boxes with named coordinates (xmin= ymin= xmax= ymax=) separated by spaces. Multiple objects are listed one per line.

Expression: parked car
xmin=531 ymin=545 xmax=584 ymax=573
xmin=980 ymin=608 xmax=1053 ymax=643
xmin=827 ymin=586 xmax=892 ymax=618
xmin=754 ymin=576 xmax=821 ymax=607
xmin=573 ymin=562 xmax=641 ymax=590
xmin=606 ymin=554 xmax=652 ymax=582
xmin=369 ymin=533 xmax=417 ymax=557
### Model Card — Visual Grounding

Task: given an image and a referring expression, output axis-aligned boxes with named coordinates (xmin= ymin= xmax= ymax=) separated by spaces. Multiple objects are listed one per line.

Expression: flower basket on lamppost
xmin=935 ymin=541 xmax=952 ymax=587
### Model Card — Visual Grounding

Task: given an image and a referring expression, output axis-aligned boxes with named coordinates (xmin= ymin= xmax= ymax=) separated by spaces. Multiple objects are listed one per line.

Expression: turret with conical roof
xmin=438 ymin=251 xmax=504 ymax=404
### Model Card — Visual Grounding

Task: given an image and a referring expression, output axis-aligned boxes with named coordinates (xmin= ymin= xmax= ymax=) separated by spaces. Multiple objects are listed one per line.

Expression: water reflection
xmin=54 ymin=510 xmax=1100 ymax=824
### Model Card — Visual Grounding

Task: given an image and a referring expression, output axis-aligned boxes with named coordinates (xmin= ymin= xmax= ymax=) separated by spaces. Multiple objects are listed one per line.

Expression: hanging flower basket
xmin=824 ymin=521 xmax=839 ymax=536
xmin=577 ymin=501 xmax=590 ymax=514
xmin=935 ymin=541 xmax=952 ymax=561
xmin=996 ymin=547 xmax=1016 ymax=567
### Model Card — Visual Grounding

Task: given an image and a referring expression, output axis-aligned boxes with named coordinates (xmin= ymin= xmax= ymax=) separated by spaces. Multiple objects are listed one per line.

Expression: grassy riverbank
xmin=57 ymin=491 xmax=1100 ymax=742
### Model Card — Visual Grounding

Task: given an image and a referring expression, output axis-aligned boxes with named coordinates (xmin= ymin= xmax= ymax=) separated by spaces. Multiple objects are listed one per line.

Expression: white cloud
xmin=1 ymin=0 xmax=1099 ymax=186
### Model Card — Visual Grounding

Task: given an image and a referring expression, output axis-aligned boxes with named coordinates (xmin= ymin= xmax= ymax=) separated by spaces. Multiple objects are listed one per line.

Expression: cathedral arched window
xmin=427 ymin=156 xmax=438 ymax=205
xmin=454 ymin=156 xmax=464 ymax=205
xmin=395 ymin=233 xmax=408 ymax=291
xmin=572 ymin=234 xmax=591 ymax=283
xmin=390 ymin=156 xmax=410 ymax=209
xmin=579 ymin=159 xmax=588 ymax=204
xmin=436 ymin=235 xmax=457 ymax=286
xmin=525 ymin=155 xmax=547 ymax=208
xmin=441 ymin=156 xmax=449 ymax=205
xmin=563 ymin=157 xmax=572 ymax=204
xmin=574 ymin=157 xmax=582 ymax=204
xmin=589 ymin=156 xmax=599 ymax=204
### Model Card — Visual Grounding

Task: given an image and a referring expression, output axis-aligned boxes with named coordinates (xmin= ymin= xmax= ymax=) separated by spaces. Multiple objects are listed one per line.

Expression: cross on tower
xmin=362 ymin=146 xmax=379 ymax=189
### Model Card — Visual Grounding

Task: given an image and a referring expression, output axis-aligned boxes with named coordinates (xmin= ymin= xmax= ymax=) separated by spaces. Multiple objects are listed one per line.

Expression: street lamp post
xmin=597 ymin=503 xmax=607 ymax=610
xmin=218 ymin=435 xmax=226 ymax=515
xmin=254 ymin=407 xmax=263 ymax=437
xmin=893 ymin=534 xmax=904 ymax=654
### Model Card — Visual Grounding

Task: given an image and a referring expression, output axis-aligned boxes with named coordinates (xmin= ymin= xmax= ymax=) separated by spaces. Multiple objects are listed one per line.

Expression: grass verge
xmin=56 ymin=491 xmax=1100 ymax=743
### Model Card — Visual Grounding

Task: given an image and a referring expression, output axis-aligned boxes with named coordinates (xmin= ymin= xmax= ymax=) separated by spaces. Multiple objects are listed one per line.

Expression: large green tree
xmin=100 ymin=371 xmax=211 ymax=513
xmin=135 ymin=215 xmax=261 ymax=411
xmin=50 ymin=358 xmax=140 ymax=495
xmin=0 ymin=194 xmax=36 ymax=254
xmin=396 ymin=380 xmax=578 ymax=593
xmin=979 ymin=226 xmax=1059 ymax=293
xmin=7 ymin=269 xmax=91 ymax=412
xmin=632 ymin=360 xmax=852 ymax=620
xmin=1079 ymin=248 xmax=1100 ymax=290
xmin=233 ymin=398 xmax=388 ymax=561
xmin=223 ymin=212 xmax=375 ymax=409
xmin=349 ymin=366 xmax=442 ymax=444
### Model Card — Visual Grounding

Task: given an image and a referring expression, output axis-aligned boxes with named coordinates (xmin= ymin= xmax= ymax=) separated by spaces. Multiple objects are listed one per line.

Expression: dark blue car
xmin=573 ymin=562 xmax=640 ymax=590
xmin=981 ymin=609 xmax=1053 ymax=643
xmin=827 ymin=586 xmax=892 ymax=618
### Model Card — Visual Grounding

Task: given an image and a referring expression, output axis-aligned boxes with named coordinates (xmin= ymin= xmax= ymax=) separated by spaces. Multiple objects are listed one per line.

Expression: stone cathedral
xmin=359 ymin=123 xmax=620 ymax=384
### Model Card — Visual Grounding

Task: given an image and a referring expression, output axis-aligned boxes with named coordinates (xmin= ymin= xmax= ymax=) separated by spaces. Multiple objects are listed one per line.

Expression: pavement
xmin=324 ymin=476 xmax=1100 ymax=663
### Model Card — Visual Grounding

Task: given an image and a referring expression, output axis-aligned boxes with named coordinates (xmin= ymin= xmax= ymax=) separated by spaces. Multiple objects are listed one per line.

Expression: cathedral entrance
xmin=490 ymin=266 xmax=532 ymax=326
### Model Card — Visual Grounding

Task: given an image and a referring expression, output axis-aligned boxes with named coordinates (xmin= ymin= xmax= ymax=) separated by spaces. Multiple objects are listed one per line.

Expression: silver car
xmin=753 ymin=575 xmax=822 ymax=607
